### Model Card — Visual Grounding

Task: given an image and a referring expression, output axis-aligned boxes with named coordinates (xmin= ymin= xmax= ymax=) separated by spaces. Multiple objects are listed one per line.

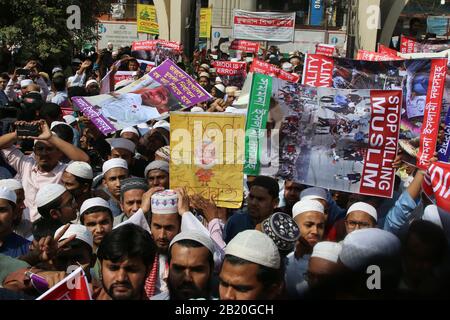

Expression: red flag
xmin=424 ymin=162 xmax=450 ymax=213
xmin=36 ymin=267 xmax=92 ymax=300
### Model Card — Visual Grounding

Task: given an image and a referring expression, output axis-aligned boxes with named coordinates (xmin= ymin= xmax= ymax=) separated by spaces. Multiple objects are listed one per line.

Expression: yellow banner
xmin=137 ymin=4 xmax=159 ymax=35
xmin=199 ymin=8 xmax=212 ymax=39
xmin=170 ymin=112 xmax=245 ymax=209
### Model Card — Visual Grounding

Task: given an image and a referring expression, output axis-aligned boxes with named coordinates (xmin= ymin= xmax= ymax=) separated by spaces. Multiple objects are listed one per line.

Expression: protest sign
xmin=400 ymin=35 xmax=450 ymax=54
xmin=137 ymin=4 xmax=159 ymax=35
xmin=273 ymin=79 xmax=402 ymax=198
xmin=73 ymin=60 xmax=211 ymax=135
xmin=423 ymin=161 xmax=450 ymax=213
xmin=250 ymin=59 xmax=300 ymax=83
xmin=229 ymin=40 xmax=260 ymax=54
xmin=36 ymin=267 xmax=92 ymax=300
xmin=315 ymin=44 xmax=335 ymax=56
xmin=232 ymin=10 xmax=295 ymax=42
xmin=301 ymin=54 xmax=334 ymax=87
xmin=244 ymin=73 xmax=272 ymax=176
xmin=131 ymin=39 xmax=182 ymax=66
xmin=170 ymin=112 xmax=245 ymax=209
xmin=200 ymin=8 xmax=212 ymax=38
xmin=211 ymin=60 xmax=247 ymax=87
xmin=378 ymin=44 xmax=399 ymax=57
xmin=356 ymin=49 xmax=404 ymax=61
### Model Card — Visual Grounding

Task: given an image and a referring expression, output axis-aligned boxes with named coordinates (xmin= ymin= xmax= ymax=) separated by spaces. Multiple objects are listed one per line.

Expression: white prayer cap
xmin=230 ymin=58 xmax=240 ymax=62
xmin=137 ymin=123 xmax=150 ymax=136
xmin=292 ymin=199 xmax=324 ymax=219
xmin=55 ymin=224 xmax=94 ymax=250
xmin=0 ymin=187 xmax=17 ymax=204
xmin=214 ymin=83 xmax=225 ymax=93
xmin=109 ymin=138 xmax=136 ymax=153
xmin=191 ymin=106 xmax=204 ymax=113
xmin=234 ymin=90 xmax=242 ymax=97
xmin=63 ymin=115 xmax=77 ymax=125
xmin=170 ymin=230 xmax=215 ymax=255
xmin=0 ymin=179 xmax=23 ymax=191
xmin=347 ymin=202 xmax=377 ymax=222
xmin=85 ymin=79 xmax=99 ymax=88
xmin=121 ymin=127 xmax=139 ymax=136
xmin=200 ymin=63 xmax=210 ymax=71
xmin=144 ymin=160 xmax=169 ymax=178
xmin=225 ymin=230 xmax=280 ymax=269
xmin=339 ymin=228 xmax=401 ymax=271
xmin=20 ymin=79 xmax=33 ymax=88
xmin=300 ymin=187 xmax=327 ymax=202
xmin=102 ymin=158 xmax=128 ymax=175
xmin=80 ymin=197 xmax=110 ymax=216
xmin=224 ymin=106 xmax=239 ymax=113
xmin=215 ymin=77 xmax=223 ymax=84
xmin=282 ymin=62 xmax=293 ymax=72
xmin=151 ymin=190 xmax=178 ymax=214
xmin=311 ymin=241 xmax=342 ymax=263
xmin=199 ymin=72 xmax=210 ymax=78
xmin=50 ymin=121 xmax=71 ymax=130
xmin=423 ymin=205 xmax=443 ymax=229
xmin=52 ymin=67 xmax=63 ymax=74
xmin=36 ymin=184 xmax=66 ymax=208
xmin=65 ymin=161 xmax=94 ymax=180
xmin=153 ymin=120 xmax=170 ymax=132
xmin=225 ymin=86 xmax=238 ymax=95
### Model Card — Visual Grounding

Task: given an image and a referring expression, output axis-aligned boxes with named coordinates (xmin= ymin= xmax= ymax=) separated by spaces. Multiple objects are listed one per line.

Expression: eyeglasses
xmin=345 ymin=220 xmax=372 ymax=228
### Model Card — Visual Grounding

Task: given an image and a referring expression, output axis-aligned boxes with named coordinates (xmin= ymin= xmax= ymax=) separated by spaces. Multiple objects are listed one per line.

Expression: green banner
xmin=244 ymin=73 xmax=272 ymax=176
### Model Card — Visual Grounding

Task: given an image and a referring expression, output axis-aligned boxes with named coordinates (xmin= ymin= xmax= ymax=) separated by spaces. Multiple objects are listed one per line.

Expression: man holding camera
xmin=0 ymin=120 xmax=89 ymax=224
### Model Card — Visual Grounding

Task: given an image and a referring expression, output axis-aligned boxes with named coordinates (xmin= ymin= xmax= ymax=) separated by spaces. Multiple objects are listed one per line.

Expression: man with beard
xmin=144 ymin=190 xmax=182 ymax=298
xmin=0 ymin=120 xmax=89 ymax=222
xmin=224 ymin=176 xmax=279 ymax=243
xmin=62 ymin=161 xmax=94 ymax=214
xmin=113 ymin=178 xmax=149 ymax=226
xmin=95 ymin=224 xmax=156 ymax=300
xmin=152 ymin=230 xmax=215 ymax=300
xmin=278 ymin=181 xmax=304 ymax=216
xmin=285 ymin=199 xmax=326 ymax=298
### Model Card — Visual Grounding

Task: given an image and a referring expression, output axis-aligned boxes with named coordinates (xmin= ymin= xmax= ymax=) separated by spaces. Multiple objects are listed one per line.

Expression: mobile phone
xmin=16 ymin=123 xmax=41 ymax=137
xmin=25 ymin=271 xmax=49 ymax=293
xmin=16 ymin=68 xmax=31 ymax=76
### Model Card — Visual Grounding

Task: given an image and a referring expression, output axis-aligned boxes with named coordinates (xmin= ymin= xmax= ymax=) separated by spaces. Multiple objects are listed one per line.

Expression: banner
xmin=211 ymin=60 xmax=247 ymax=87
xmin=400 ymin=35 xmax=450 ymax=54
xmin=356 ymin=50 xmax=403 ymax=61
xmin=36 ymin=267 xmax=92 ymax=300
xmin=378 ymin=44 xmax=399 ymax=57
xmin=229 ymin=40 xmax=260 ymax=54
xmin=250 ymin=59 xmax=300 ymax=83
xmin=423 ymin=161 xmax=450 ymax=213
xmin=170 ymin=112 xmax=245 ymax=209
xmin=232 ymin=10 xmax=296 ymax=42
xmin=132 ymin=40 xmax=183 ymax=66
xmin=400 ymin=35 xmax=420 ymax=54
xmin=315 ymin=44 xmax=335 ymax=56
xmin=301 ymin=54 xmax=334 ymax=87
xmin=114 ymin=71 xmax=135 ymax=84
xmin=273 ymin=80 xmax=402 ymax=198
xmin=73 ymin=60 xmax=211 ymax=135
xmin=416 ymin=59 xmax=448 ymax=170
xmin=137 ymin=4 xmax=159 ymax=35
xmin=244 ymin=73 xmax=272 ymax=175
xmin=438 ymin=109 xmax=450 ymax=162
xmin=200 ymin=8 xmax=212 ymax=39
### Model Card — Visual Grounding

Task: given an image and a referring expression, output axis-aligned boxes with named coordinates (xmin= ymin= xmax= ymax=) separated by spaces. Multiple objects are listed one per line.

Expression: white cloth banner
xmin=232 ymin=10 xmax=295 ymax=42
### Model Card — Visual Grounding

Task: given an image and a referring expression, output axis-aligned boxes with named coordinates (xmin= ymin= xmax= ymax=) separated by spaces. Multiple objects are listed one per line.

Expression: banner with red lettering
xmin=315 ymin=44 xmax=335 ymax=56
xmin=36 ymin=267 xmax=92 ymax=300
xmin=250 ymin=59 xmax=299 ymax=83
xmin=232 ymin=9 xmax=295 ymax=42
xmin=229 ymin=40 xmax=260 ymax=54
xmin=423 ymin=161 xmax=450 ymax=213
xmin=272 ymin=79 xmax=402 ymax=198
xmin=301 ymin=54 xmax=334 ymax=87
xmin=356 ymin=50 xmax=403 ymax=61
xmin=416 ymin=58 xmax=448 ymax=170
xmin=211 ymin=60 xmax=247 ymax=87
xmin=400 ymin=35 xmax=450 ymax=54
xmin=131 ymin=39 xmax=183 ymax=66
xmin=400 ymin=35 xmax=420 ymax=54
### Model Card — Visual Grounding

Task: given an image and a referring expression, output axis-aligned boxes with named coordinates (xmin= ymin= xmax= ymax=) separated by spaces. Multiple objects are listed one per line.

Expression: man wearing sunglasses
xmin=0 ymin=120 xmax=89 ymax=224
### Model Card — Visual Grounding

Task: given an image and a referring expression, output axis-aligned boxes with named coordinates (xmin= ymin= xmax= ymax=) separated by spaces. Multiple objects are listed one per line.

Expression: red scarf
xmin=144 ymin=254 xmax=159 ymax=298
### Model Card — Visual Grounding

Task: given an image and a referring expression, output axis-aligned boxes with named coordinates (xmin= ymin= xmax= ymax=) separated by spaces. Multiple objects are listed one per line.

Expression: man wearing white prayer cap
xmin=121 ymin=127 xmax=140 ymax=145
xmin=198 ymin=73 xmax=210 ymax=89
xmin=285 ymin=199 xmax=326 ymax=297
xmin=62 ymin=161 xmax=94 ymax=211
xmin=85 ymin=79 xmax=100 ymax=96
xmin=219 ymin=230 xmax=283 ymax=300
xmin=144 ymin=160 xmax=169 ymax=189
xmin=190 ymin=106 xmax=204 ymax=113
xmin=0 ymin=179 xmax=32 ymax=240
xmin=108 ymin=138 xmax=136 ymax=167
xmin=52 ymin=224 xmax=95 ymax=272
xmin=80 ymin=197 xmax=113 ymax=252
xmin=0 ymin=187 xmax=31 ymax=258
xmin=344 ymin=202 xmax=377 ymax=235
xmin=102 ymin=158 xmax=129 ymax=218
xmin=215 ymin=77 xmax=223 ymax=84
xmin=33 ymin=184 xmax=77 ymax=240
xmin=152 ymin=230 xmax=216 ymax=300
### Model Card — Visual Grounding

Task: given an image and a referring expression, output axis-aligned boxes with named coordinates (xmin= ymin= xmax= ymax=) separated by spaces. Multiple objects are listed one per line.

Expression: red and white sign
xmin=229 ymin=40 xmax=260 ymax=54
xmin=359 ymin=90 xmax=403 ymax=198
xmin=211 ymin=61 xmax=247 ymax=76
xmin=315 ymin=44 xmax=335 ymax=56
xmin=250 ymin=59 xmax=299 ymax=83
xmin=400 ymin=35 xmax=420 ymax=54
xmin=417 ymin=59 xmax=448 ymax=170
xmin=36 ymin=267 xmax=92 ymax=300
xmin=132 ymin=39 xmax=182 ymax=52
xmin=378 ymin=44 xmax=399 ymax=57
xmin=232 ymin=10 xmax=296 ymax=42
xmin=114 ymin=71 xmax=135 ymax=83
xmin=356 ymin=49 xmax=403 ymax=61
xmin=423 ymin=162 xmax=450 ymax=213
xmin=301 ymin=54 xmax=334 ymax=87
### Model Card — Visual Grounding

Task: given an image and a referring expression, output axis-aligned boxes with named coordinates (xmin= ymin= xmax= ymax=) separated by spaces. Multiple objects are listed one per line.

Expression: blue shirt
xmin=0 ymin=233 xmax=31 ymax=258
xmin=384 ymin=190 xmax=420 ymax=236
xmin=223 ymin=209 xmax=255 ymax=243
xmin=285 ymin=252 xmax=311 ymax=298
